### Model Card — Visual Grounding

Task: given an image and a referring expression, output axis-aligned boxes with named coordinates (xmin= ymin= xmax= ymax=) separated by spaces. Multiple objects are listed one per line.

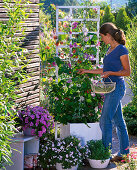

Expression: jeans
xmin=99 ymin=81 xmax=129 ymax=156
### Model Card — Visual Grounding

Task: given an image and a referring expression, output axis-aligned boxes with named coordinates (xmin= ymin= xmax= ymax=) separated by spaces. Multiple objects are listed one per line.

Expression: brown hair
xmin=100 ymin=22 xmax=126 ymax=45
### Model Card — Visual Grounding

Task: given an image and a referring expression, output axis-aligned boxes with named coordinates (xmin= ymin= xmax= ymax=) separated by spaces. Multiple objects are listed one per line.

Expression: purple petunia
xmin=30 ymin=114 xmax=35 ymax=119
xmin=18 ymin=105 xmax=54 ymax=138
xmin=30 ymin=122 xmax=34 ymax=127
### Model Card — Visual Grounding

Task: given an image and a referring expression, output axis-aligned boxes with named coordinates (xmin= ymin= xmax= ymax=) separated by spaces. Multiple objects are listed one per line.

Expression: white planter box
xmin=58 ymin=122 xmax=102 ymax=146
xmin=88 ymin=158 xmax=110 ymax=169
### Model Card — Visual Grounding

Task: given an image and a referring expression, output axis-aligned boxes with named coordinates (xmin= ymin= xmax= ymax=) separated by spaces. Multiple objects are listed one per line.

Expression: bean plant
xmin=0 ymin=0 xmax=30 ymax=168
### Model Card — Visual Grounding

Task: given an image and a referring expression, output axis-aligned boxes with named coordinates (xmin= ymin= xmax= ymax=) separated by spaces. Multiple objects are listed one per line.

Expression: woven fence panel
xmin=0 ymin=0 xmax=40 ymax=107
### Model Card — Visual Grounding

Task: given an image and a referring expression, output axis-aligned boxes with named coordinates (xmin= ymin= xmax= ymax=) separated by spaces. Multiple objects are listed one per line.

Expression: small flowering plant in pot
xmin=85 ymin=140 xmax=111 ymax=169
xmin=38 ymin=136 xmax=85 ymax=169
xmin=16 ymin=106 xmax=54 ymax=138
xmin=54 ymin=136 xmax=84 ymax=170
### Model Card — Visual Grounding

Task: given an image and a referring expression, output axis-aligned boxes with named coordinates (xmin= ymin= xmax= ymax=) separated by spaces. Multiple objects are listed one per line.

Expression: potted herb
xmin=38 ymin=136 xmax=85 ymax=170
xmin=16 ymin=105 xmax=54 ymax=138
xmin=85 ymin=140 xmax=111 ymax=168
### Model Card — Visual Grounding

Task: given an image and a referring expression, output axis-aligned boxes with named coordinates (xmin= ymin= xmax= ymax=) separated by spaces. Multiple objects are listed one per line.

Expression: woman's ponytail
xmin=100 ymin=23 xmax=126 ymax=45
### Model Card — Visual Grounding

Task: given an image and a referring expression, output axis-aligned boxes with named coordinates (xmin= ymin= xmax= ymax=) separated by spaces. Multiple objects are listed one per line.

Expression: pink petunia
xmin=30 ymin=122 xmax=34 ymax=127
xmin=30 ymin=114 xmax=35 ymax=119
xmin=25 ymin=117 xmax=29 ymax=124
xmin=42 ymin=126 xmax=46 ymax=133
xmin=38 ymin=131 xmax=43 ymax=137
xmin=31 ymin=129 xmax=35 ymax=135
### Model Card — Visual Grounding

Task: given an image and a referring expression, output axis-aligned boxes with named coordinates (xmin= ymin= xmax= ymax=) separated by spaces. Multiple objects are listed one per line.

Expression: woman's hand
xmin=101 ymin=71 xmax=112 ymax=78
xmin=77 ymin=69 xmax=87 ymax=74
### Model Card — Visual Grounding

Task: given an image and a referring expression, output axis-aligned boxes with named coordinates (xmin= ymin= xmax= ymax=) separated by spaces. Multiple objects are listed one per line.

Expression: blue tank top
xmin=103 ymin=44 xmax=129 ymax=83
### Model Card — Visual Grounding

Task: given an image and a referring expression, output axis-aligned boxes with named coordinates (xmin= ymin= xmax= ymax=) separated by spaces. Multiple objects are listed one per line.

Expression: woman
xmin=78 ymin=22 xmax=131 ymax=162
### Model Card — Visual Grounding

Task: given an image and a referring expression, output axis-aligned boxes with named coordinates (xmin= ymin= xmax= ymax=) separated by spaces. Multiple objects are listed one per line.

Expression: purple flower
xmin=30 ymin=122 xmax=34 ymax=127
xmin=69 ymin=44 xmax=73 ymax=48
xmin=91 ymin=92 xmax=96 ymax=97
xmin=73 ymin=42 xmax=78 ymax=47
xmin=66 ymin=79 xmax=72 ymax=83
xmin=72 ymin=22 xmax=78 ymax=29
xmin=68 ymin=63 xmax=71 ymax=68
xmin=35 ymin=119 xmax=39 ymax=127
xmin=42 ymin=126 xmax=46 ymax=133
xmin=31 ymin=129 xmax=35 ymax=135
xmin=30 ymin=114 xmax=35 ymax=119
xmin=89 ymin=55 xmax=95 ymax=61
xmin=52 ymin=62 xmax=56 ymax=66
xmin=25 ymin=117 xmax=29 ymax=124
xmin=38 ymin=131 xmax=43 ymax=137
xmin=36 ymin=114 xmax=40 ymax=119
xmin=55 ymin=97 xmax=59 ymax=101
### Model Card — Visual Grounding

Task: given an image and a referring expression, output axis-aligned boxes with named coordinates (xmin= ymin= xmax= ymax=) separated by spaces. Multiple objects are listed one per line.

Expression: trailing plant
xmin=38 ymin=136 xmax=85 ymax=169
xmin=0 ymin=0 xmax=30 ymax=168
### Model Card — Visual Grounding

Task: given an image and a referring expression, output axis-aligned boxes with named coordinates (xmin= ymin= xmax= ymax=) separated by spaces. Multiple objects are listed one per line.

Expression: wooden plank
xmin=0 ymin=0 xmax=39 ymax=3
xmin=20 ymin=22 xmax=39 ymax=27
xmin=23 ymin=45 xmax=39 ymax=50
xmin=27 ymin=67 xmax=40 ymax=73
xmin=16 ymin=93 xmax=39 ymax=103
xmin=27 ymin=62 xmax=40 ymax=68
xmin=16 ymin=31 xmax=39 ymax=37
xmin=0 ymin=4 xmax=39 ymax=9
xmin=19 ymin=84 xmax=39 ymax=93
xmin=19 ymin=0 xmax=39 ymax=3
xmin=19 ymin=79 xmax=39 ymax=88
xmin=27 ymin=58 xmax=40 ymax=63
xmin=18 ymin=89 xmax=39 ymax=97
xmin=22 ymin=98 xmax=40 ymax=105
xmin=28 ymin=49 xmax=40 ymax=54
xmin=20 ymin=27 xmax=39 ymax=32
xmin=29 ymin=71 xmax=40 ymax=76
xmin=26 ymin=75 xmax=40 ymax=82
xmin=0 ymin=8 xmax=39 ymax=13
xmin=20 ymin=40 xmax=39 ymax=46
xmin=30 ymin=102 xmax=40 ymax=106
xmin=0 ymin=13 xmax=38 ymax=18
xmin=27 ymin=54 xmax=40 ymax=59
xmin=0 ymin=18 xmax=39 ymax=23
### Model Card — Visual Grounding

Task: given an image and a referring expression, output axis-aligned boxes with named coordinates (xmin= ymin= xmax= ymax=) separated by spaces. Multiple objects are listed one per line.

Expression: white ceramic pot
xmin=59 ymin=122 xmax=102 ymax=146
xmin=56 ymin=163 xmax=78 ymax=170
xmin=88 ymin=158 xmax=110 ymax=169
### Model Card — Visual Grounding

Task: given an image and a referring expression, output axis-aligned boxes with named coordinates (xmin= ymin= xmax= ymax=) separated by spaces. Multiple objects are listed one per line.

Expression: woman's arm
xmin=78 ymin=68 xmax=103 ymax=74
xmin=102 ymin=55 xmax=131 ymax=78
